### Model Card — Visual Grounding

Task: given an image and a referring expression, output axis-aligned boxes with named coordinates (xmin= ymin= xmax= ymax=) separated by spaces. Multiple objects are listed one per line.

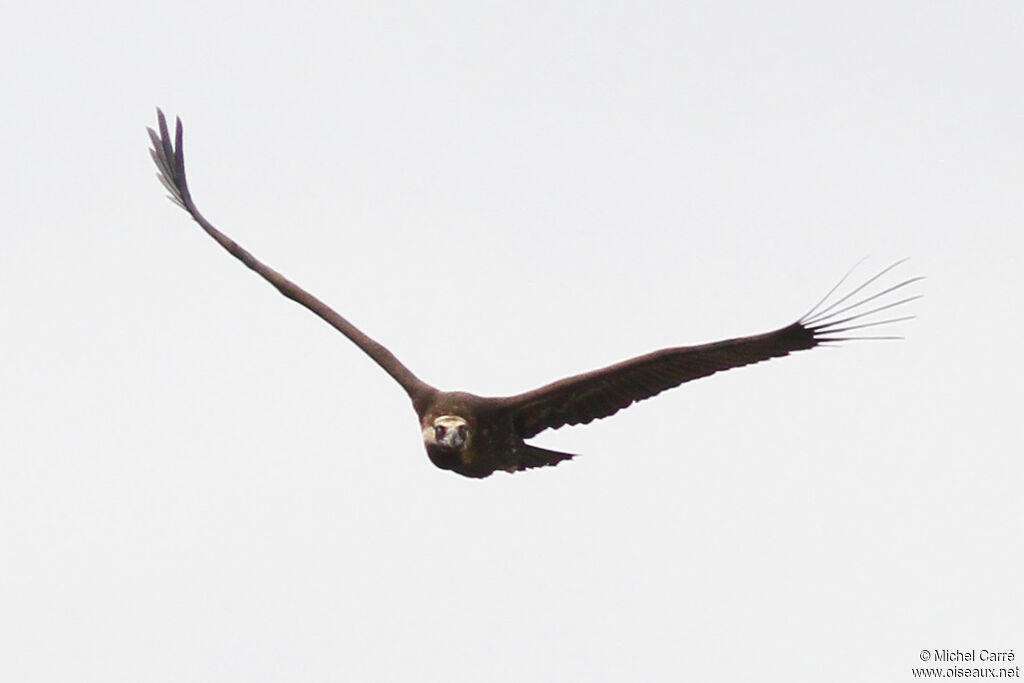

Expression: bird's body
xmin=416 ymin=392 xmax=578 ymax=477
xmin=148 ymin=110 xmax=921 ymax=478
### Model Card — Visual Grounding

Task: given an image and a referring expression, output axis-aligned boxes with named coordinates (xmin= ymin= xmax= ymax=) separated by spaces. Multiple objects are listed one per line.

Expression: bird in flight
xmin=148 ymin=109 xmax=921 ymax=478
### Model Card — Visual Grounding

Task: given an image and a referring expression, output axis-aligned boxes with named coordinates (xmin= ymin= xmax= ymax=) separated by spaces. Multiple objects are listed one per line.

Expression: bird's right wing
xmin=148 ymin=109 xmax=433 ymax=403
xmin=506 ymin=262 xmax=921 ymax=439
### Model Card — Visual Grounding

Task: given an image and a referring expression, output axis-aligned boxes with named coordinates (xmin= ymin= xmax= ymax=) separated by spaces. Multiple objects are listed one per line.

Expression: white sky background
xmin=2 ymin=1 xmax=1022 ymax=681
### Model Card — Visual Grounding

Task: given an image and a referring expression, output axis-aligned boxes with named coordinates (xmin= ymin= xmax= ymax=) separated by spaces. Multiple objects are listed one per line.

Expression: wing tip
xmin=148 ymin=107 xmax=192 ymax=209
xmin=801 ymin=259 xmax=922 ymax=345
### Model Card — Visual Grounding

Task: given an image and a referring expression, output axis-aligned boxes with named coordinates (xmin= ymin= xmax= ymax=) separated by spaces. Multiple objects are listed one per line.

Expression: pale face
xmin=424 ymin=415 xmax=470 ymax=452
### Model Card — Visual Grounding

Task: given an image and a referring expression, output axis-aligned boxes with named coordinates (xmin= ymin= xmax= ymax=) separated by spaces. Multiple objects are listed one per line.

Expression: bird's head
xmin=424 ymin=415 xmax=470 ymax=452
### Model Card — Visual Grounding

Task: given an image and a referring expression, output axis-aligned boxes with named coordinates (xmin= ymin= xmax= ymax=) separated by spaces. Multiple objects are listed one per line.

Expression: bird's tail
xmin=516 ymin=444 xmax=578 ymax=471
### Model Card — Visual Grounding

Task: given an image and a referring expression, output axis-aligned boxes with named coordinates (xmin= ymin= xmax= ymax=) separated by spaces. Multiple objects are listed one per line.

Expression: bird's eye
xmin=434 ymin=425 xmax=447 ymax=440
xmin=457 ymin=425 xmax=468 ymax=439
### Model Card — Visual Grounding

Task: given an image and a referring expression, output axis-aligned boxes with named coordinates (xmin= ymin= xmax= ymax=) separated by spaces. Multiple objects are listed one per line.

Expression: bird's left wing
xmin=506 ymin=263 xmax=921 ymax=439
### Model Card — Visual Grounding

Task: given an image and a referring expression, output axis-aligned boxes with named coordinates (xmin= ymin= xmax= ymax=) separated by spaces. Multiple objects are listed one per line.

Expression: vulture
xmin=148 ymin=110 xmax=920 ymax=478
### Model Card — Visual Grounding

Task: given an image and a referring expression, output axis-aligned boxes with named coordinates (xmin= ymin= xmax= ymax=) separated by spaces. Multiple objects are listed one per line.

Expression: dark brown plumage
xmin=148 ymin=109 xmax=921 ymax=478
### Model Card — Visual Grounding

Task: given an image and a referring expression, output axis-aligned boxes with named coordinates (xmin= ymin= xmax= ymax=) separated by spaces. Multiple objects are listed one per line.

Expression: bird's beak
xmin=439 ymin=431 xmax=466 ymax=450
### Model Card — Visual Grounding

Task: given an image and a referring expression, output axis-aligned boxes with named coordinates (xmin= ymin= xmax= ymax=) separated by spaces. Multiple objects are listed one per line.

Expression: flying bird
xmin=148 ymin=109 xmax=921 ymax=478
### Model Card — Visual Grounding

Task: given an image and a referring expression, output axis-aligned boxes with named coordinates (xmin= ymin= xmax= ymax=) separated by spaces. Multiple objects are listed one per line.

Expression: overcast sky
xmin=2 ymin=2 xmax=1022 ymax=681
